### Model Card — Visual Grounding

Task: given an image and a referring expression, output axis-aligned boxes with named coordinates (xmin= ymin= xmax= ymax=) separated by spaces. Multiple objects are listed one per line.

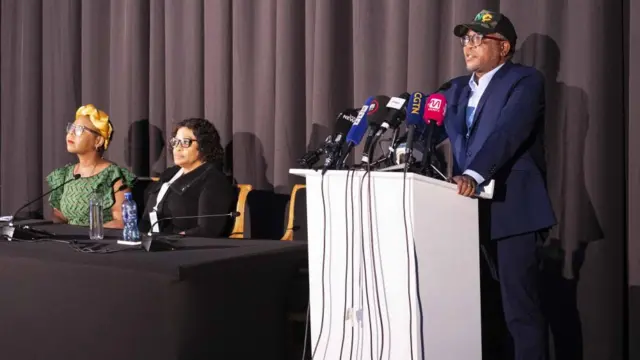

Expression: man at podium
xmin=443 ymin=9 xmax=556 ymax=360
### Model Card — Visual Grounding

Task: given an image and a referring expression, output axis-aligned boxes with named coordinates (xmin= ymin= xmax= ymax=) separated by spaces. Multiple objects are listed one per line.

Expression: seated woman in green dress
xmin=46 ymin=104 xmax=136 ymax=229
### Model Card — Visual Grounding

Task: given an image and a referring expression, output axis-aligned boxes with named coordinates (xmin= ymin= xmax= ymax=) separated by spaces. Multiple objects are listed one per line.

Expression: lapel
xmin=445 ymin=84 xmax=472 ymax=171
xmin=467 ymin=61 xmax=513 ymax=139
xmin=170 ymin=163 xmax=213 ymax=195
xmin=464 ymin=62 xmax=515 ymax=167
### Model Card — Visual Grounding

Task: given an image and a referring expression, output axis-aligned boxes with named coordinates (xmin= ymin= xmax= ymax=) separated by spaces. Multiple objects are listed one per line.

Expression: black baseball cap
xmin=453 ymin=10 xmax=517 ymax=49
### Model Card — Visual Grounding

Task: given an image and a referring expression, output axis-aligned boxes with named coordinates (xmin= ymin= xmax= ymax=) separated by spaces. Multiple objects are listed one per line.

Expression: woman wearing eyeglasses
xmin=139 ymin=118 xmax=236 ymax=237
xmin=46 ymin=104 xmax=136 ymax=228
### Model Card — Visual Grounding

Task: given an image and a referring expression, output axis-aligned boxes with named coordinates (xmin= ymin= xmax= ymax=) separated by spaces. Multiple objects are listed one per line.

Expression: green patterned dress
xmin=46 ymin=164 xmax=136 ymax=226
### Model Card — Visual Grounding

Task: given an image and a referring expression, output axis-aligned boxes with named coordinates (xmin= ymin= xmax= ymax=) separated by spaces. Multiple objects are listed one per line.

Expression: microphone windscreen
xmin=346 ymin=97 xmax=373 ymax=145
xmin=437 ymin=81 xmax=453 ymax=92
xmin=424 ymin=93 xmax=447 ymax=126
xmin=405 ymin=92 xmax=426 ymax=126
xmin=334 ymin=108 xmax=358 ymax=135
xmin=366 ymin=95 xmax=391 ymax=126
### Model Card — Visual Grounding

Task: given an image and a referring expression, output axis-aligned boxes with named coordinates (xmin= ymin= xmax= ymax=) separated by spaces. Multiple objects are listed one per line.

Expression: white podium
xmin=290 ymin=169 xmax=495 ymax=360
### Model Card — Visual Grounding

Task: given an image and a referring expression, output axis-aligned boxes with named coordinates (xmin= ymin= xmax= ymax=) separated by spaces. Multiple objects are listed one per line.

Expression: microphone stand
xmin=371 ymin=127 xmax=402 ymax=169
xmin=141 ymin=211 xmax=240 ymax=252
xmin=2 ymin=174 xmax=81 ymax=241
xmin=418 ymin=145 xmax=448 ymax=180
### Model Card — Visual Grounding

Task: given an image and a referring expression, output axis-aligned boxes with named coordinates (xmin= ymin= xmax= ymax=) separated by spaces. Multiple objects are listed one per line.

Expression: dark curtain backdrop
xmin=0 ymin=0 xmax=634 ymax=358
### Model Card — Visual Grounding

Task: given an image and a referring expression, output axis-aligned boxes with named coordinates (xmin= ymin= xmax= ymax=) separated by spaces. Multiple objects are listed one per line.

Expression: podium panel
xmin=291 ymin=169 xmax=487 ymax=360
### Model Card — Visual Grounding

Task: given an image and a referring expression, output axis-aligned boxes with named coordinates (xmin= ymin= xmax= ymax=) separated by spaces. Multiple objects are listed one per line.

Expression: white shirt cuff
xmin=463 ymin=169 xmax=485 ymax=185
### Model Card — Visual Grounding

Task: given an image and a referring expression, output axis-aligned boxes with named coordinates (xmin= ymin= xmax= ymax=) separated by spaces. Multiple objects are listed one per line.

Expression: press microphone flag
xmin=375 ymin=92 xmax=411 ymax=136
xmin=421 ymin=93 xmax=447 ymax=175
xmin=423 ymin=93 xmax=447 ymax=126
xmin=332 ymin=98 xmax=373 ymax=171
xmin=360 ymin=95 xmax=391 ymax=164
xmin=334 ymin=109 xmax=358 ymax=139
xmin=403 ymin=91 xmax=427 ymax=164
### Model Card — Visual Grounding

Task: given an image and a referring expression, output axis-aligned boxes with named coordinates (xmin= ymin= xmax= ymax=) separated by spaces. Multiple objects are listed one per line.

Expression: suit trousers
xmin=491 ymin=232 xmax=548 ymax=360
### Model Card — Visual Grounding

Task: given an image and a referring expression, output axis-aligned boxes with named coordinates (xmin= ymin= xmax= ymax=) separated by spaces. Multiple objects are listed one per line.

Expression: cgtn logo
xmin=411 ymin=92 xmax=423 ymax=115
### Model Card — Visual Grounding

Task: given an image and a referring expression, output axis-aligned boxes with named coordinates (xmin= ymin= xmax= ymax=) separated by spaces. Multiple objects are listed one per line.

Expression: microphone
xmin=298 ymin=135 xmax=333 ymax=169
xmin=141 ymin=211 xmax=241 ymax=251
xmin=131 ymin=176 xmax=157 ymax=182
xmin=2 ymin=173 xmax=82 ymax=241
xmin=360 ymin=95 xmax=391 ymax=164
xmin=403 ymin=91 xmax=427 ymax=167
xmin=361 ymin=92 xmax=411 ymax=166
xmin=331 ymin=98 xmax=372 ymax=172
xmin=318 ymin=108 xmax=359 ymax=171
xmin=146 ymin=211 xmax=241 ymax=236
xmin=376 ymin=92 xmax=411 ymax=135
xmin=332 ymin=108 xmax=359 ymax=143
xmin=421 ymin=93 xmax=447 ymax=176
xmin=435 ymin=81 xmax=453 ymax=93
xmin=113 ymin=176 xmax=140 ymax=195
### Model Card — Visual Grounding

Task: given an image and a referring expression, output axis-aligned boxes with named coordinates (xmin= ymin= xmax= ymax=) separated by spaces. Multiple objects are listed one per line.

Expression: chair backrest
xmin=131 ymin=177 xmax=158 ymax=220
xmin=229 ymin=184 xmax=252 ymax=239
xmin=281 ymin=184 xmax=307 ymax=241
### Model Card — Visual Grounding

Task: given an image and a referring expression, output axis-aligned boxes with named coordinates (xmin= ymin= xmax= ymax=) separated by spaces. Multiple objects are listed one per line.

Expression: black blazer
xmin=140 ymin=163 xmax=236 ymax=237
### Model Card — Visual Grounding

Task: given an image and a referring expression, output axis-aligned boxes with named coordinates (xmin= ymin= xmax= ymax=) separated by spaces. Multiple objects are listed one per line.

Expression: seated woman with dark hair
xmin=140 ymin=118 xmax=236 ymax=237
xmin=46 ymin=104 xmax=136 ymax=228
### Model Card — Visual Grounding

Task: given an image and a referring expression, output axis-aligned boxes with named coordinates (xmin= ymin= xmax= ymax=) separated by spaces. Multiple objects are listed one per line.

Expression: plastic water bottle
xmin=121 ymin=193 xmax=140 ymax=244
xmin=88 ymin=191 xmax=104 ymax=240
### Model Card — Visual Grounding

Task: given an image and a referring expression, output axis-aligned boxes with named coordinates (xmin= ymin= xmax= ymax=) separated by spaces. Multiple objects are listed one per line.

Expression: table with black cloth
xmin=0 ymin=222 xmax=308 ymax=360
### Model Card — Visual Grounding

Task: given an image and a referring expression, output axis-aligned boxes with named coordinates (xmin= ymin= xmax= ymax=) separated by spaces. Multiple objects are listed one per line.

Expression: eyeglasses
xmin=170 ymin=137 xmax=197 ymax=148
xmin=460 ymin=33 xmax=505 ymax=47
xmin=66 ymin=123 xmax=102 ymax=137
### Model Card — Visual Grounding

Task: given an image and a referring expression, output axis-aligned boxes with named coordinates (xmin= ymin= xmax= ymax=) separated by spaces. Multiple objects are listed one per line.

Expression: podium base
xmin=140 ymin=234 xmax=181 ymax=252
xmin=1 ymin=224 xmax=53 ymax=241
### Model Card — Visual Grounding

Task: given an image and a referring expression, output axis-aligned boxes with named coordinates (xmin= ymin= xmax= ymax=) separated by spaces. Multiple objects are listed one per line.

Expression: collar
xmin=169 ymin=162 xmax=214 ymax=195
xmin=469 ymin=62 xmax=506 ymax=90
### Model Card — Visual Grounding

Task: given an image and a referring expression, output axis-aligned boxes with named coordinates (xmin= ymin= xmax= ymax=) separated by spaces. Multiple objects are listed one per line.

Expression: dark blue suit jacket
xmin=442 ymin=61 xmax=556 ymax=240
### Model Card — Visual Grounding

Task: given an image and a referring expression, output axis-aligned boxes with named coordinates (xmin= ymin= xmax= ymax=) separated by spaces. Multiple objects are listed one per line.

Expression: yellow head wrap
xmin=75 ymin=104 xmax=113 ymax=150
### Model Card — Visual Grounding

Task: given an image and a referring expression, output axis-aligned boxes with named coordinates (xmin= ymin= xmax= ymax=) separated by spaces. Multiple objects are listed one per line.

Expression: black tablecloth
xmin=0 ymin=223 xmax=308 ymax=360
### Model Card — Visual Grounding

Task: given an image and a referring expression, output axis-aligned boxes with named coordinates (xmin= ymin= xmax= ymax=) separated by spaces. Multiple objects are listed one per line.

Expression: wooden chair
xmin=229 ymin=184 xmax=252 ymax=239
xmin=281 ymin=184 xmax=306 ymax=241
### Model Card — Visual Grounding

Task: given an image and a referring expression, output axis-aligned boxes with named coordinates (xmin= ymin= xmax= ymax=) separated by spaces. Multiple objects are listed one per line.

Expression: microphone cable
xmin=309 ymin=173 xmax=329 ymax=360
xmin=301 ymin=303 xmax=310 ymax=360
xmin=353 ymin=168 xmax=365 ymax=360
xmin=356 ymin=168 xmax=374 ymax=360
xmin=347 ymin=169 xmax=357 ymax=360
xmin=66 ymin=241 xmax=138 ymax=254
xmin=338 ymin=169 xmax=355 ymax=359
xmin=402 ymin=147 xmax=417 ymax=360
xmin=361 ymin=143 xmax=386 ymax=360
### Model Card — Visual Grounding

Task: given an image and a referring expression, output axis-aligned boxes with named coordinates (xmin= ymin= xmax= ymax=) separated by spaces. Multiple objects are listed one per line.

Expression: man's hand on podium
xmin=452 ymin=175 xmax=477 ymax=197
